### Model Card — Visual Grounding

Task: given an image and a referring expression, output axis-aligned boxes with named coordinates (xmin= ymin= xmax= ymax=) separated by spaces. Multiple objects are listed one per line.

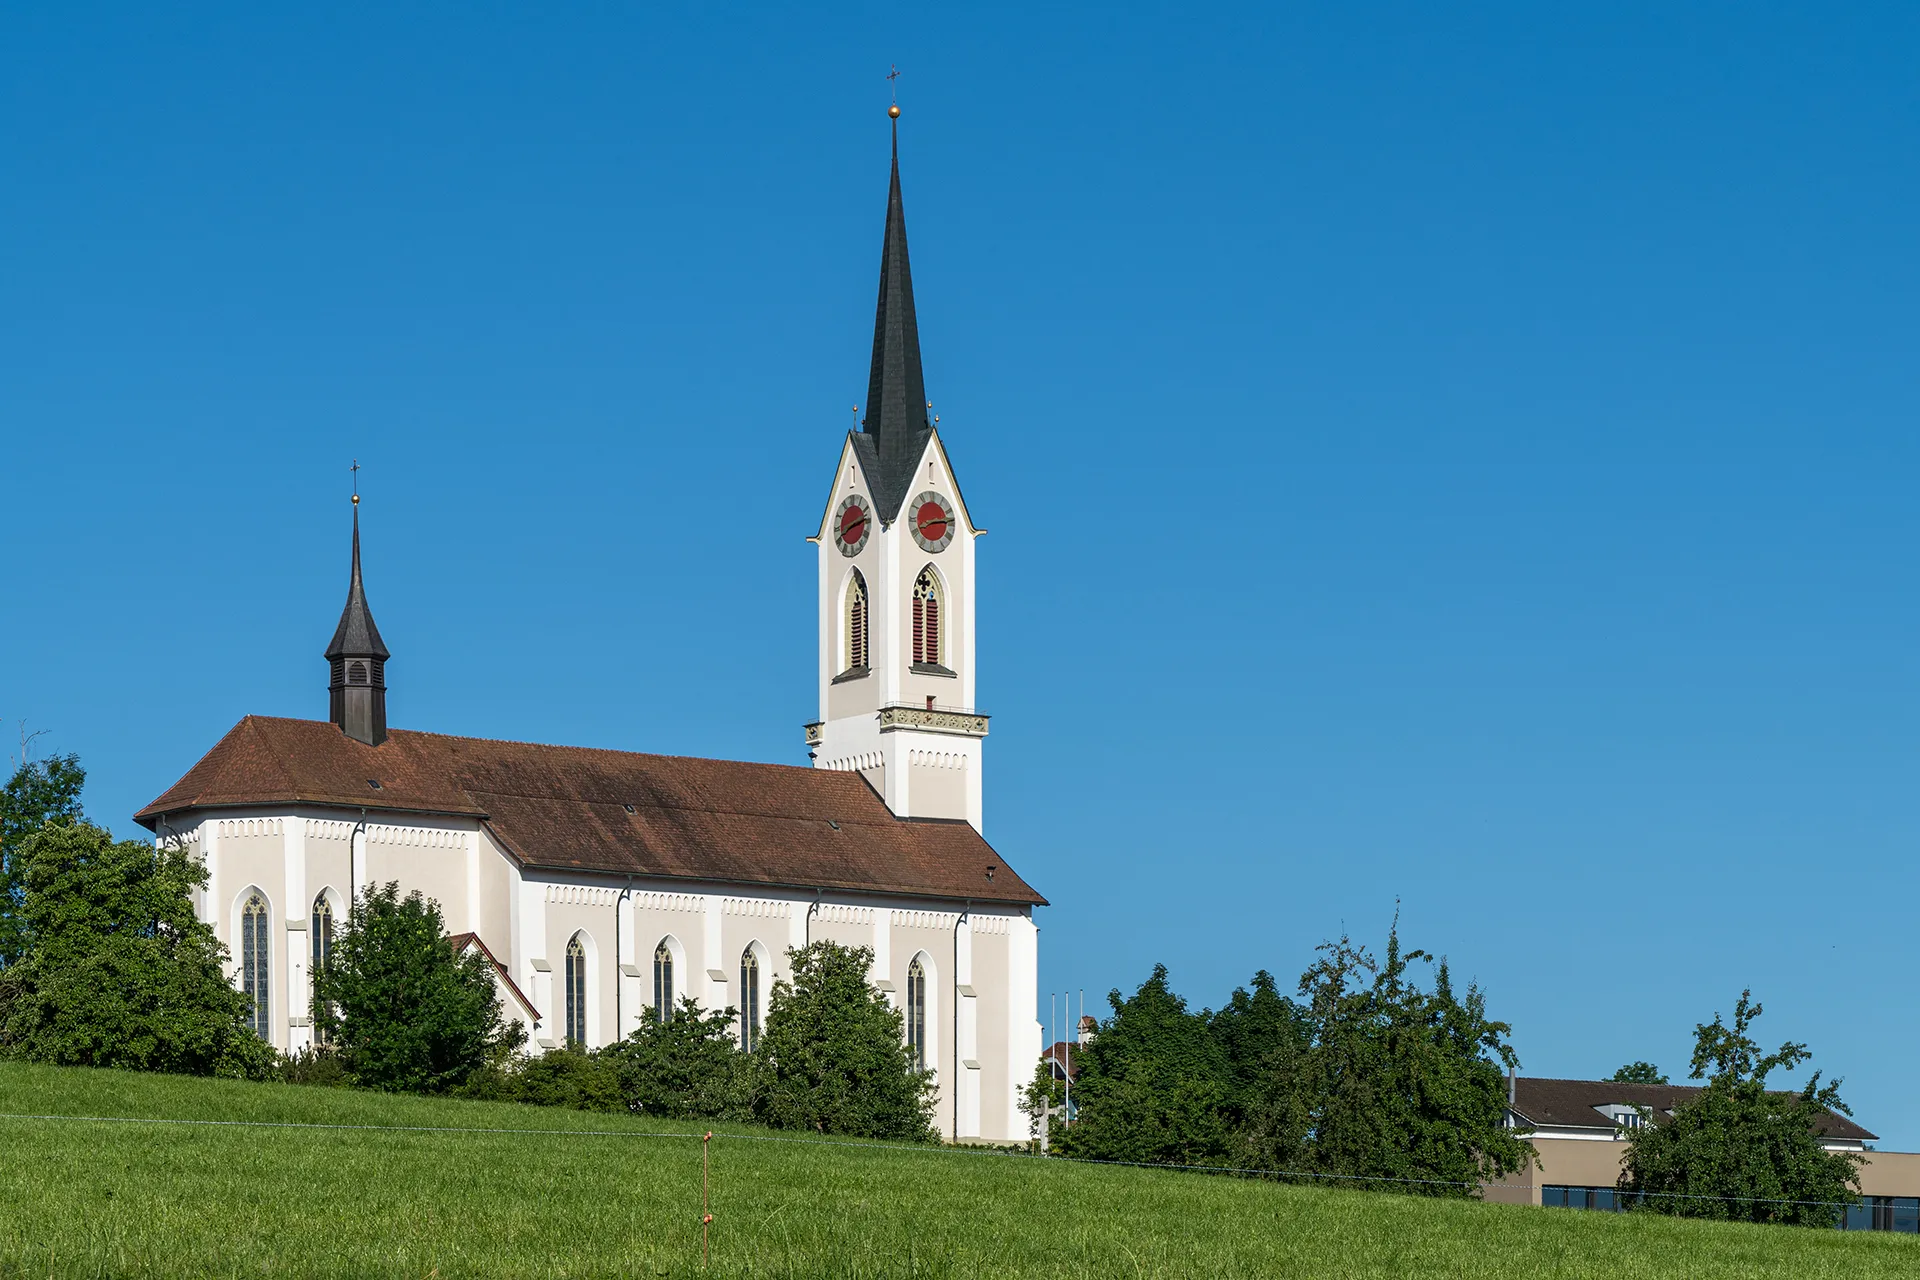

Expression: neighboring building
xmin=133 ymin=113 xmax=1046 ymax=1144
xmin=1488 ymin=1076 xmax=1920 ymax=1232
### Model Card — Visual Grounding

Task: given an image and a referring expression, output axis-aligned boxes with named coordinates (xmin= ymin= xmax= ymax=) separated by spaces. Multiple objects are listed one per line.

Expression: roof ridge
xmin=459 ymin=784 xmax=907 ymax=828
xmin=238 ymin=716 xmax=835 ymax=779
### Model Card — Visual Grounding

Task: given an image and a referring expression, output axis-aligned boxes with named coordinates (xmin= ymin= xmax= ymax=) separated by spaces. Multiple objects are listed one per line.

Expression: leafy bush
xmin=459 ymin=1044 xmax=625 ymax=1112
xmin=0 ymin=820 xmax=271 ymax=1078
xmin=273 ymin=1047 xmax=350 ymax=1088
xmin=312 ymin=882 xmax=521 ymax=1093
xmin=755 ymin=941 xmax=937 ymax=1141
xmin=604 ymin=997 xmax=754 ymax=1120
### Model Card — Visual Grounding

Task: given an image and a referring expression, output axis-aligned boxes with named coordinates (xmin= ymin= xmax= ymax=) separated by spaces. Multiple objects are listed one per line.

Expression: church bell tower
xmin=808 ymin=109 xmax=988 ymax=831
xmin=325 ymin=495 xmax=390 ymax=747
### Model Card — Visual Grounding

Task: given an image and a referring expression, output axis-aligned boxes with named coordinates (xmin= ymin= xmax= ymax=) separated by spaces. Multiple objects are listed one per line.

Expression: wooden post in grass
xmin=702 ymin=1131 xmax=714 ymax=1267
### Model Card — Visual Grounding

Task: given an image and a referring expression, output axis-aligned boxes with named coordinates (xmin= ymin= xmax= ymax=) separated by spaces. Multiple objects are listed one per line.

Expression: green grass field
xmin=0 ymin=1062 xmax=1912 ymax=1278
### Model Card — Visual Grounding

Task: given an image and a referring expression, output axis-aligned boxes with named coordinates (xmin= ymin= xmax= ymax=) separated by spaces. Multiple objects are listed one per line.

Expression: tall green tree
xmin=0 ymin=820 xmax=270 ymax=1077
xmin=1610 ymin=1061 xmax=1669 ymax=1085
xmin=1056 ymin=965 xmax=1235 ymax=1165
xmin=1209 ymin=969 xmax=1308 ymax=1126
xmin=1241 ymin=925 xmax=1532 ymax=1196
xmin=312 ymin=882 xmax=521 ymax=1093
xmin=0 ymin=752 xmax=86 ymax=967
xmin=1619 ymin=991 xmax=1860 ymax=1226
xmin=755 ymin=941 xmax=936 ymax=1141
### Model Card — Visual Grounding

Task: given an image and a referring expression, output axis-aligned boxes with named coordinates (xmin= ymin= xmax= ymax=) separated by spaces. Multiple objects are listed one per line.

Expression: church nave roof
xmin=135 ymin=715 xmax=1044 ymax=908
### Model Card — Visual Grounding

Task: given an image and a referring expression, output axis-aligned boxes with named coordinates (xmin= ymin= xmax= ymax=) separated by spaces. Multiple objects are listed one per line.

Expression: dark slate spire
xmin=858 ymin=114 xmax=934 ymax=521
xmin=324 ymin=498 xmax=389 ymax=746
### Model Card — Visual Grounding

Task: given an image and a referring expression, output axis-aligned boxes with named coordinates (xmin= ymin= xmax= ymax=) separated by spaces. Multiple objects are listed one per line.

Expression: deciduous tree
xmin=0 ymin=752 xmax=86 ymax=967
xmin=1620 ymin=991 xmax=1859 ymax=1226
xmin=755 ymin=941 xmax=936 ymax=1141
xmin=0 ymin=819 xmax=269 ymax=1077
xmin=312 ymin=882 xmax=520 ymax=1093
xmin=1241 ymin=923 xmax=1531 ymax=1196
xmin=1610 ymin=1061 xmax=1668 ymax=1085
xmin=1058 ymin=964 xmax=1234 ymax=1165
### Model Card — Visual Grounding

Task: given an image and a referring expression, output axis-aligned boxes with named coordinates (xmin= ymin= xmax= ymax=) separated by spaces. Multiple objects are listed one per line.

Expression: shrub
xmin=312 ymin=882 xmax=521 ymax=1093
xmin=459 ymin=1044 xmax=625 ymax=1112
xmin=604 ymin=997 xmax=753 ymax=1120
xmin=755 ymin=941 xmax=937 ymax=1142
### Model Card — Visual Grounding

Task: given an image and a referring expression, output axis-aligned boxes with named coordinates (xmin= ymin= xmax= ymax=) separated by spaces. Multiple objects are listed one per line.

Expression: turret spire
xmin=325 ymin=490 xmax=390 ymax=746
xmin=861 ymin=111 xmax=933 ymax=512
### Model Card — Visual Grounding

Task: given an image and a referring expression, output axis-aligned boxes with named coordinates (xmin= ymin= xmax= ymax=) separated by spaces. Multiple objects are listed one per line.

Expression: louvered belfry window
xmin=348 ymin=661 xmax=368 ymax=685
xmin=912 ymin=569 xmax=941 ymax=667
xmin=846 ymin=570 xmax=869 ymax=671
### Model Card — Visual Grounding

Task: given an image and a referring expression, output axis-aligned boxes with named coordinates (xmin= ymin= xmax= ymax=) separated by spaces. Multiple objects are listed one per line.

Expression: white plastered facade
xmin=810 ymin=429 xmax=986 ymax=832
xmin=162 ymin=803 xmax=1040 ymax=1143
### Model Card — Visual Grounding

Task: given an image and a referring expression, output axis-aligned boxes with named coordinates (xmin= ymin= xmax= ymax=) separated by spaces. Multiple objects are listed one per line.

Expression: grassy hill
xmin=0 ymin=1062 xmax=1912 ymax=1278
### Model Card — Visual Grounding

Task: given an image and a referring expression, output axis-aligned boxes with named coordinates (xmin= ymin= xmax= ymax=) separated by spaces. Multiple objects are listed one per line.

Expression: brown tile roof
xmin=1511 ymin=1076 xmax=1875 ymax=1143
xmin=136 ymin=716 xmax=1044 ymax=907
xmin=447 ymin=932 xmax=542 ymax=1022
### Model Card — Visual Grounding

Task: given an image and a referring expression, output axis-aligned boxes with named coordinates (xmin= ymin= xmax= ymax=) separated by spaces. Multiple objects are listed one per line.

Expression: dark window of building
xmin=349 ymin=661 xmax=368 ymax=685
xmin=1845 ymin=1197 xmax=1920 ymax=1233
xmin=565 ymin=937 xmax=587 ymax=1046
xmin=310 ymin=893 xmax=334 ymax=1045
xmin=241 ymin=894 xmax=270 ymax=1038
xmin=905 ymin=957 xmax=927 ymax=1070
xmin=1543 ymin=1186 xmax=1623 ymax=1212
xmin=739 ymin=947 xmax=761 ymax=1052
xmin=653 ymin=941 xmax=674 ymax=1024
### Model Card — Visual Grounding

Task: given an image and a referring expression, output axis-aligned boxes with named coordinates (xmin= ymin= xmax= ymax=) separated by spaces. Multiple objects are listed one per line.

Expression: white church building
xmin=134 ymin=115 xmax=1047 ymax=1143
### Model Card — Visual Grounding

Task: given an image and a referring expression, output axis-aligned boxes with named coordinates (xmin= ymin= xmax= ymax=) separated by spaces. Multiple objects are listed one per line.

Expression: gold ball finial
xmin=889 ymin=103 xmax=900 ymax=119
xmin=351 ymin=493 xmax=360 ymax=506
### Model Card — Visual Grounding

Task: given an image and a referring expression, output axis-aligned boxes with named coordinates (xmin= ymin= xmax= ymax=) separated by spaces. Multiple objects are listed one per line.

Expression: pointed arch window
xmin=906 ymin=957 xmax=927 ymax=1070
xmin=844 ymin=570 xmax=870 ymax=673
xmin=739 ymin=947 xmax=762 ymax=1052
xmin=912 ymin=569 xmax=942 ymax=668
xmin=310 ymin=894 xmax=333 ymax=973
xmin=310 ymin=894 xmax=334 ymax=1045
xmin=241 ymin=894 xmax=270 ymax=1039
xmin=564 ymin=937 xmax=588 ymax=1046
xmin=653 ymin=941 xmax=675 ymax=1024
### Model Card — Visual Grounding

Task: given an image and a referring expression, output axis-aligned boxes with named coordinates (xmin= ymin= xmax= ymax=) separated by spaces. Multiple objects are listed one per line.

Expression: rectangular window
xmin=1543 ymin=1186 xmax=1625 ymax=1212
xmin=1846 ymin=1197 xmax=1920 ymax=1233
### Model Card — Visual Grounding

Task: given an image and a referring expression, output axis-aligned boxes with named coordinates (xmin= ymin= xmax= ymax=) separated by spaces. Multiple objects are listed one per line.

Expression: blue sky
xmin=4 ymin=5 xmax=1916 ymax=1138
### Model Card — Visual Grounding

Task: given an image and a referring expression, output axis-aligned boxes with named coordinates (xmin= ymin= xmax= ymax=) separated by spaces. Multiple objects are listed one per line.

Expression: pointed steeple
xmin=859 ymin=113 xmax=933 ymax=518
xmin=325 ymin=497 xmax=389 ymax=746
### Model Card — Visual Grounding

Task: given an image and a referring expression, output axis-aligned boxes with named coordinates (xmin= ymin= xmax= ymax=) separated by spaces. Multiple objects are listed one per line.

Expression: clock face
xmin=910 ymin=491 xmax=956 ymax=553
xmin=834 ymin=495 xmax=871 ymax=556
